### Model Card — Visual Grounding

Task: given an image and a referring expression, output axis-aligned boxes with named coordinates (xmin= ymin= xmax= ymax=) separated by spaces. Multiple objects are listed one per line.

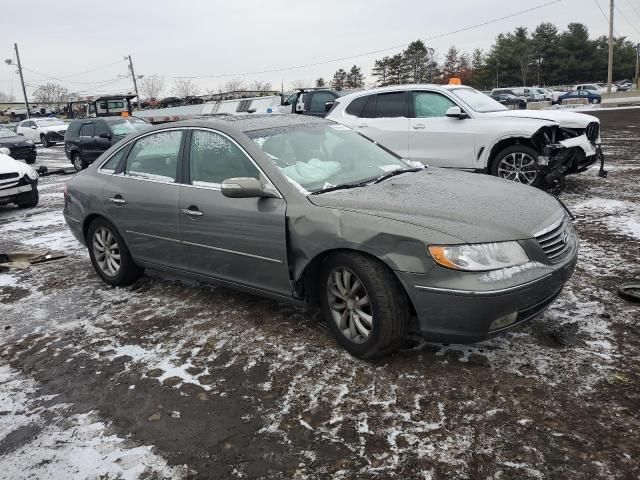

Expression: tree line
xmin=352 ymin=22 xmax=638 ymax=90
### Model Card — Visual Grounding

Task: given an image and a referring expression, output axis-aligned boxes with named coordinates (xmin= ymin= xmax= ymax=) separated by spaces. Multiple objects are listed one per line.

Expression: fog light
xmin=489 ymin=312 xmax=518 ymax=331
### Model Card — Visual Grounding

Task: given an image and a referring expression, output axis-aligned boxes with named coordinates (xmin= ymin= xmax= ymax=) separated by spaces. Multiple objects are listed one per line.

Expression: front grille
xmin=585 ymin=122 xmax=599 ymax=143
xmin=10 ymin=146 xmax=34 ymax=158
xmin=0 ymin=172 xmax=19 ymax=181
xmin=535 ymin=217 xmax=573 ymax=262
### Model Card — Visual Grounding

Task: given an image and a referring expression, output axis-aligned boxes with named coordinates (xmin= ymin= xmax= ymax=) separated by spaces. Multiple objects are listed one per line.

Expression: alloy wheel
xmin=497 ymin=152 xmax=538 ymax=185
xmin=93 ymin=227 xmax=121 ymax=277
xmin=73 ymin=154 xmax=83 ymax=172
xmin=326 ymin=267 xmax=373 ymax=344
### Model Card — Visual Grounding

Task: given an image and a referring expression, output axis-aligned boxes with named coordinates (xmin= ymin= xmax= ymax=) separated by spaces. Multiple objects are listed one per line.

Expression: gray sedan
xmin=63 ymin=114 xmax=578 ymax=359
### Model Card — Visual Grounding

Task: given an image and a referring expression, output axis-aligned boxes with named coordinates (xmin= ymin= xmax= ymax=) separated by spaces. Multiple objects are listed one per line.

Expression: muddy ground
xmin=1 ymin=109 xmax=639 ymax=479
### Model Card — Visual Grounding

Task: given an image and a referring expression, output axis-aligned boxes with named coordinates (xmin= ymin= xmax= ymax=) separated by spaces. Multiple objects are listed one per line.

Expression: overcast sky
xmin=1 ymin=0 xmax=636 ymax=99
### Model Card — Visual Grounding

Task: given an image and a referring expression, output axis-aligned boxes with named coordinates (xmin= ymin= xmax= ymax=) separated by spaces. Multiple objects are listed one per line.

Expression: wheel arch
xmin=487 ymin=136 xmax=538 ymax=174
xmin=296 ymin=247 xmax=417 ymax=316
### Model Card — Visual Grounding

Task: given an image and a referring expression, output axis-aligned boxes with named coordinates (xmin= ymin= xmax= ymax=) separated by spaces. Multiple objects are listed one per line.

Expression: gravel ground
xmin=1 ymin=110 xmax=639 ymax=479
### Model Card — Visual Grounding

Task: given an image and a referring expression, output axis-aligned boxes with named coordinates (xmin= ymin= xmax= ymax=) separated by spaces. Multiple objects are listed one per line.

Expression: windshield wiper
xmin=373 ymin=167 xmax=423 ymax=184
xmin=310 ymin=182 xmax=369 ymax=195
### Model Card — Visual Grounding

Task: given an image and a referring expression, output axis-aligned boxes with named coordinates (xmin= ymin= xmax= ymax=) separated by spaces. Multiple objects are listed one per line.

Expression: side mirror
xmin=325 ymin=101 xmax=335 ymax=112
xmin=99 ymin=132 xmax=112 ymax=139
xmin=446 ymin=106 xmax=469 ymax=119
xmin=221 ymin=177 xmax=278 ymax=199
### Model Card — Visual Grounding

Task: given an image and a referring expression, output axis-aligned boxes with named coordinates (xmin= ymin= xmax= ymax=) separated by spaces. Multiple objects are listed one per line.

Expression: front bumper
xmin=397 ymin=240 xmax=578 ymax=343
xmin=9 ymin=145 xmax=36 ymax=160
xmin=0 ymin=178 xmax=38 ymax=206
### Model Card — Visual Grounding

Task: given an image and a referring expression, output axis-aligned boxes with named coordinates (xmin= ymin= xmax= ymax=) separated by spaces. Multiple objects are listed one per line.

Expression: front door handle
xmin=356 ymin=123 xmax=368 ymax=128
xmin=181 ymin=207 xmax=203 ymax=217
xmin=109 ymin=196 xmax=126 ymax=204
xmin=412 ymin=124 xmax=426 ymax=130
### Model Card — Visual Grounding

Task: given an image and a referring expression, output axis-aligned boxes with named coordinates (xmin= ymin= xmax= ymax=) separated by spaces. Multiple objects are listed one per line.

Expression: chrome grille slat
xmin=535 ymin=216 xmax=574 ymax=263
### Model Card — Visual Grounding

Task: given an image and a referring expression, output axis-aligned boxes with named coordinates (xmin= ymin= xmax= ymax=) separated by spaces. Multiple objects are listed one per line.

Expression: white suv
xmin=326 ymin=84 xmax=604 ymax=188
xmin=16 ymin=117 xmax=68 ymax=147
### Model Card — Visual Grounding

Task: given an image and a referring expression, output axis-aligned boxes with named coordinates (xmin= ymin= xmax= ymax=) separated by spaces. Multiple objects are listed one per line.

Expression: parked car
xmin=490 ymin=93 xmax=526 ymax=109
xmin=532 ymin=88 xmax=553 ymax=101
xmin=16 ymin=117 xmax=68 ymax=147
xmin=558 ymin=89 xmax=602 ymax=105
xmin=64 ymin=116 xmax=149 ymax=171
xmin=491 ymin=88 xmax=528 ymax=102
xmin=0 ymin=127 xmax=37 ymax=164
xmin=327 ymin=84 xmax=605 ymax=189
xmin=63 ymin=115 xmax=578 ymax=358
xmin=0 ymin=147 xmax=38 ymax=208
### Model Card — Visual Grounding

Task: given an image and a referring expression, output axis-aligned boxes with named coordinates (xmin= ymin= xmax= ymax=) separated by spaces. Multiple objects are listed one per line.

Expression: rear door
xmin=352 ymin=92 xmax=410 ymax=158
xmin=407 ymin=90 xmax=476 ymax=169
xmin=102 ymin=129 xmax=185 ymax=269
xmin=93 ymin=120 xmax=114 ymax=158
xmin=79 ymin=122 xmax=99 ymax=161
xmin=178 ymin=128 xmax=291 ymax=296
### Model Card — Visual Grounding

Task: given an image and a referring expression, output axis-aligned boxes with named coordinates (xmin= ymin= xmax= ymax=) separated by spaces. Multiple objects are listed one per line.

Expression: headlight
xmin=428 ymin=241 xmax=529 ymax=272
xmin=24 ymin=168 xmax=38 ymax=181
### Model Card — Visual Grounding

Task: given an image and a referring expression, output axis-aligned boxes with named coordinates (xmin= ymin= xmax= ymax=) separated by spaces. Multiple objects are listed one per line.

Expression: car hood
xmin=0 ymin=153 xmax=36 ymax=177
xmin=40 ymin=125 xmax=67 ymax=133
xmin=307 ymin=168 xmax=564 ymax=243
xmin=482 ymin=109 xmax=598 ymax=129
xmin=0 ymin=136 xmax=32 ymax=147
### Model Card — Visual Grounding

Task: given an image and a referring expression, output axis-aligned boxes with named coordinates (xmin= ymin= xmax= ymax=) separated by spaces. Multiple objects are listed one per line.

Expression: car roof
xmin=189 ymin=113 xmax=330 ymax=133
xmin=335 ymin=83 xmax=471 ymax=101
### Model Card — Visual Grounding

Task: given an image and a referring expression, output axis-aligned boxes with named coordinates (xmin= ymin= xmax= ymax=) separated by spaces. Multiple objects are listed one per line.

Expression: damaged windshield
xmin=248 ymin=124 xmax=414 ymax=193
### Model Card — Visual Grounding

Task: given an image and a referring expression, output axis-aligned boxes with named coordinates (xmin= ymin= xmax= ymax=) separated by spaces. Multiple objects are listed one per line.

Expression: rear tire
xmin=491 ymin=145 xmax=542 ymax=187
xmin=25 ymin=156 xmax=36 ymax=164
xmin=87 ymin=217 xmax=143 ymax=286
xmin=320 ymin=252 xmax=409 ymax=359
xmin=72 ymin=152 xmax=86 ymax=172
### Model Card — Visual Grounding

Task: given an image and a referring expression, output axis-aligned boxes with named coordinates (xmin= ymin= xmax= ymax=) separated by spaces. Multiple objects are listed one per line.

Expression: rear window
xmin=66 ymin=122 xmax=82 ymax=138
xmin=345 ymin=95 xmax=369 ymax=116
xmin=79 ymin=123 xmax=95 ymax=137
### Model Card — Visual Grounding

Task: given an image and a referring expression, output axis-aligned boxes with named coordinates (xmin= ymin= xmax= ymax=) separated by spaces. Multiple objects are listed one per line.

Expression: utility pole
xmin=607 ymin=0 xmax=614 ymax=93
xmin=634 ymin=43 xmax=639 ymax=89
xmin=127 ymin=55 xmax=140 ymax=110
xmin=14 ymin=43 xmax=30 ymax=118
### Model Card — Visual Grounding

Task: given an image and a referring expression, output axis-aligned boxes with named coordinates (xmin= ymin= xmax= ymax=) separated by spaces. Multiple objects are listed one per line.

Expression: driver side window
xmin=412 ymin=92 xmax=457 ymax=118
xmin=189 ymin=130 xmax=259 ymax=187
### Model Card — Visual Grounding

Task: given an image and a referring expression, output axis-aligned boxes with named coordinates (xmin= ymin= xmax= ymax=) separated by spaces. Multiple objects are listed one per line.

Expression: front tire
xmin=72 ymin=152 xmax=86 ymax=172
xmin=17 ymin=187 xmax=38 ymax=209
xmin=40 ymin=134 xmax=53 ymax=148
xmin=25 ymin=156 xmax=36 ymax=164
xmin=491 ymin=145 xmax=542 ymax=187
xmin=320 ymin=252 xmax=409 ymax=359
xmin=87 ymin=218 xmax=143 ymax=286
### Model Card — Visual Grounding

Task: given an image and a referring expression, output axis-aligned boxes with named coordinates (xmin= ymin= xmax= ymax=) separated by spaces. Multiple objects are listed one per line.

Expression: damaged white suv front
xmin=0 ymin=147 xmax=39 ymax=209
xmin=326 ymin=84 xmax=606 ymax=191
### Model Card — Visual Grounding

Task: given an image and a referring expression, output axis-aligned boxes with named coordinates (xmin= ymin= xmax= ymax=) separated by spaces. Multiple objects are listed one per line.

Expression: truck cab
xmin=272 ymin=89 xmax=345 ymax=117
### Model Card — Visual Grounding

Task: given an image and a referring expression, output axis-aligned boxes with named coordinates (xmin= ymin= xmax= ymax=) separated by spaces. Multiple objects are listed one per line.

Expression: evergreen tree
xmin=315 ymin=77 xmax=325 ymax=87
xmin=331 ymin=69 xmax=347 ymax=90
xmin=345 ymin=65 xmax=365 ymax=88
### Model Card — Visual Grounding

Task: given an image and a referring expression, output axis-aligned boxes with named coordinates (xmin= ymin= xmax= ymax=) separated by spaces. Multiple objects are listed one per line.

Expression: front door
xmin=407 ymin=90 xmax=476 ymax=169
xmin=102 ymin=129 xmax=185 ymax=269
xmin=179 ymin=128 xmax=291 ymax=296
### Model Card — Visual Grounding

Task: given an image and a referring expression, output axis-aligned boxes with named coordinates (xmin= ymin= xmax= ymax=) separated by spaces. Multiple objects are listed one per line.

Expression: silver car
xmin=64 ymin=115 xmax=578 ymax=359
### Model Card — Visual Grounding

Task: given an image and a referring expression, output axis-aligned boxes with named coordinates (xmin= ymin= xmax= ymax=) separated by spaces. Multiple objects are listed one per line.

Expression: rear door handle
xmin=109 ymin=196 xmax=126 ymax=204
xmin=412 ymin=124 xmax=426 ymax=130
xmin=181 ymin=207 xmax=203 ymax=217
xmin=356 ymin=124 xmax=369 ymax=128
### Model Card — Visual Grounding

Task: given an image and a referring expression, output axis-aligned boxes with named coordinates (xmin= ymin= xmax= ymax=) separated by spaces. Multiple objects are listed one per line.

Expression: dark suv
xmin=65 ymin=116 xmax=149 ymax=171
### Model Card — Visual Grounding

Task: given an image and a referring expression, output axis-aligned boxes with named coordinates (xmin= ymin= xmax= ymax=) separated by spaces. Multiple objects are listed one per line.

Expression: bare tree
xmin=223 ymin=78 xmax=246 ymax=92
xmin=32 ymin=82 xmax=69 ymax=111
xmin=140 ymin=75 xmax=165 ymax=101
xmin=250 ymin=80 xmax=272 ymax=92
xmin=289 ymin=79 xmax=308 ymax=89
xmin=0 ymin=91 xmax=16 ymax=102
xmin=172 ymin=79 xmax=200 ymax=97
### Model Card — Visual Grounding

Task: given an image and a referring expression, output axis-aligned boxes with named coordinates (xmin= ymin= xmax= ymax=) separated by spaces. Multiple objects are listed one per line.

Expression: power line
xmin=623 ymin=0 xmax=640 ymax=20
xmin=615 ymin=4 xmax=640 ymax=36
xmin=56 ymin=59 xmax=126 ymax=79
xmin=174 ymin=0 xmax=562 ymax=79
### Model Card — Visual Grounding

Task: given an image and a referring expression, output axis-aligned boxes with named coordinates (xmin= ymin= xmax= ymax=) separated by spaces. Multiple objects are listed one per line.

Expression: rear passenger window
xmin=125 ymin=130 xmax=183 ymax=182
xmin=79 ymin=123 xmax=95 ymax=137
xmin=375 ymin=92 xmax=408 ymax=118
xmin=345 ymin=95 xmax=369 ymax=116
xmin=189 ymin=130 xmax=259 ymax=187
xmin=100 ymin=148 xmax=127 ymax=173
xmin=94 ymin=121 xmax=109 ymax=137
